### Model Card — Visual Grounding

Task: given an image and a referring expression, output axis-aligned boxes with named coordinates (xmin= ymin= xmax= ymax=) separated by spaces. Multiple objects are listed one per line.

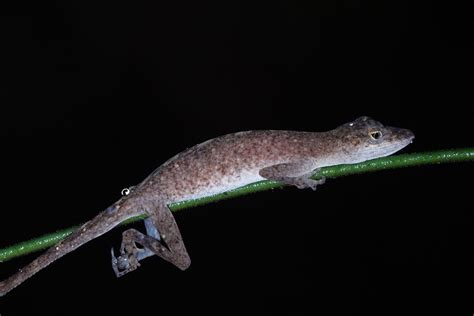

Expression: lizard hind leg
xmin=120 ymin=217 xmax=161 ymax=264
xmin=111 ymin=203 xmax=191 ymax=277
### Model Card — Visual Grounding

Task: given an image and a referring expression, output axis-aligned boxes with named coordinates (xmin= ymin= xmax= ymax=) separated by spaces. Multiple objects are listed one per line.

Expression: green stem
xmin=1 ymin=148 xmax=473 ymax=262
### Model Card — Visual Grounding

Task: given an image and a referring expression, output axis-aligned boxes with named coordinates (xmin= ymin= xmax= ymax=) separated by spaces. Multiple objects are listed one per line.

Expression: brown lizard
xmin=0 ymin=116 xmax=414 ymax=296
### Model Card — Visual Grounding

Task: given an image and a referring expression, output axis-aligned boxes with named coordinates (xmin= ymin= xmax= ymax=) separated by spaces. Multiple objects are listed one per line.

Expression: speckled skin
xmin=0 ymin=117 xmax=414 ymax=296
xmin=143 ymin=117 xmax=414 ymax=201
xmin=145 ymin=130 xmax=331 ymax=201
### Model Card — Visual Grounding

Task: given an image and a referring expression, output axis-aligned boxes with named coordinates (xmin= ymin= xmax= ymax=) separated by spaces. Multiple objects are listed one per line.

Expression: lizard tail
xmin=0 ymin=209 xmax=121 ymax=297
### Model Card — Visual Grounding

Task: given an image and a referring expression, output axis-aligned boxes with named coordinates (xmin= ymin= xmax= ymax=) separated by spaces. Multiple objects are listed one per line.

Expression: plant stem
xmin=1 ymin=148 xmax=473 ymax=262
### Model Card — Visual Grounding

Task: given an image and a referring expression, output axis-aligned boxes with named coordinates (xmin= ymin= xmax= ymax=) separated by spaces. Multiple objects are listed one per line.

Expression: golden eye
xmin=369 ymin=130 xmax=382 ymax=140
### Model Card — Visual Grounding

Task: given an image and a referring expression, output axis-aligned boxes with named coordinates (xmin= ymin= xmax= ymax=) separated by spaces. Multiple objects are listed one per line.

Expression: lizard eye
xmin=369 ymin=130 xmax=382 ymax=140
xmin=121 ymin=188 xmax=131 ymax=196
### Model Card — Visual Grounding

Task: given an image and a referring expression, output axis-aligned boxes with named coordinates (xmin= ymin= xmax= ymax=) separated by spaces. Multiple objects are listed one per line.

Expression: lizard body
xmin=0 ymin=116 xmax=414 ymax=296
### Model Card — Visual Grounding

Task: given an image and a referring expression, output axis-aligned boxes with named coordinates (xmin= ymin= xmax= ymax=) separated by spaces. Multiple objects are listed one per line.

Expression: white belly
xmin=176 ymin=168 xmax=264 ymax=202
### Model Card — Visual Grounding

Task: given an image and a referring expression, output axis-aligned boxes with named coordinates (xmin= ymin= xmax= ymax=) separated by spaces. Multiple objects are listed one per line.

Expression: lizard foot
xmin=293 ymin=176 xmax=326 ymax=190
xmin=111 ymin=247 xmax=140 ymax=278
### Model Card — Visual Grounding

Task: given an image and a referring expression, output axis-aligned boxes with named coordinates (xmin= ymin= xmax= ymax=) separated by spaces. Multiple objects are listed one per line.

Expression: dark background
xmin=0 ymin=0 xmax=472 ymax=314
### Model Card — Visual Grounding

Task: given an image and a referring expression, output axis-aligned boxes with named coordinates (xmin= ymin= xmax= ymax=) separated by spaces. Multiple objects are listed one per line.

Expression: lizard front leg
xmin=259 ymin=159 xmax=325 ymax=190
xmin=111 ymin=202 xmax=191 ymax=277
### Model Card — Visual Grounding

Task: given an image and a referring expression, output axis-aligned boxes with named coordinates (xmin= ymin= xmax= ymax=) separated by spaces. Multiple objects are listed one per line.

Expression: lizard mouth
xmin=379 ymin=137 xmax=414 ymax=157
xmin=380 ymin=127 xmax=415 ymax=156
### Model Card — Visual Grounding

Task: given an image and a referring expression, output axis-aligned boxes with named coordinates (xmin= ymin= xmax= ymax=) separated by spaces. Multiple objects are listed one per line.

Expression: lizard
xmin=0 ymin=116 xmax=414 ymax=296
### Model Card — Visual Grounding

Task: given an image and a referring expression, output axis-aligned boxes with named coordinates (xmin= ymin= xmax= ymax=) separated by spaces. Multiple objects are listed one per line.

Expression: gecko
xmin=0 ymin=116 xmax=414 ymax=296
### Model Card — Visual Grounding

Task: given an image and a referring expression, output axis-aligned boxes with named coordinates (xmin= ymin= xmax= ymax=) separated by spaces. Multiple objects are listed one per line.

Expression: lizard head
xmin=334 ymin=116 xmax=414 ymax=163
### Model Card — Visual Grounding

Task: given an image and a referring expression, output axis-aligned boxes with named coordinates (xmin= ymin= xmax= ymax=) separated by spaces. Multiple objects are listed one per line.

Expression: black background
xmin=0 ymin=0 xmax=473 ymax=314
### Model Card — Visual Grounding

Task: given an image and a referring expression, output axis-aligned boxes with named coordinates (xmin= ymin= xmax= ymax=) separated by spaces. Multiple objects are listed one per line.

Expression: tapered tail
xmin=0 ymin=209 xmax=120 ymax=296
